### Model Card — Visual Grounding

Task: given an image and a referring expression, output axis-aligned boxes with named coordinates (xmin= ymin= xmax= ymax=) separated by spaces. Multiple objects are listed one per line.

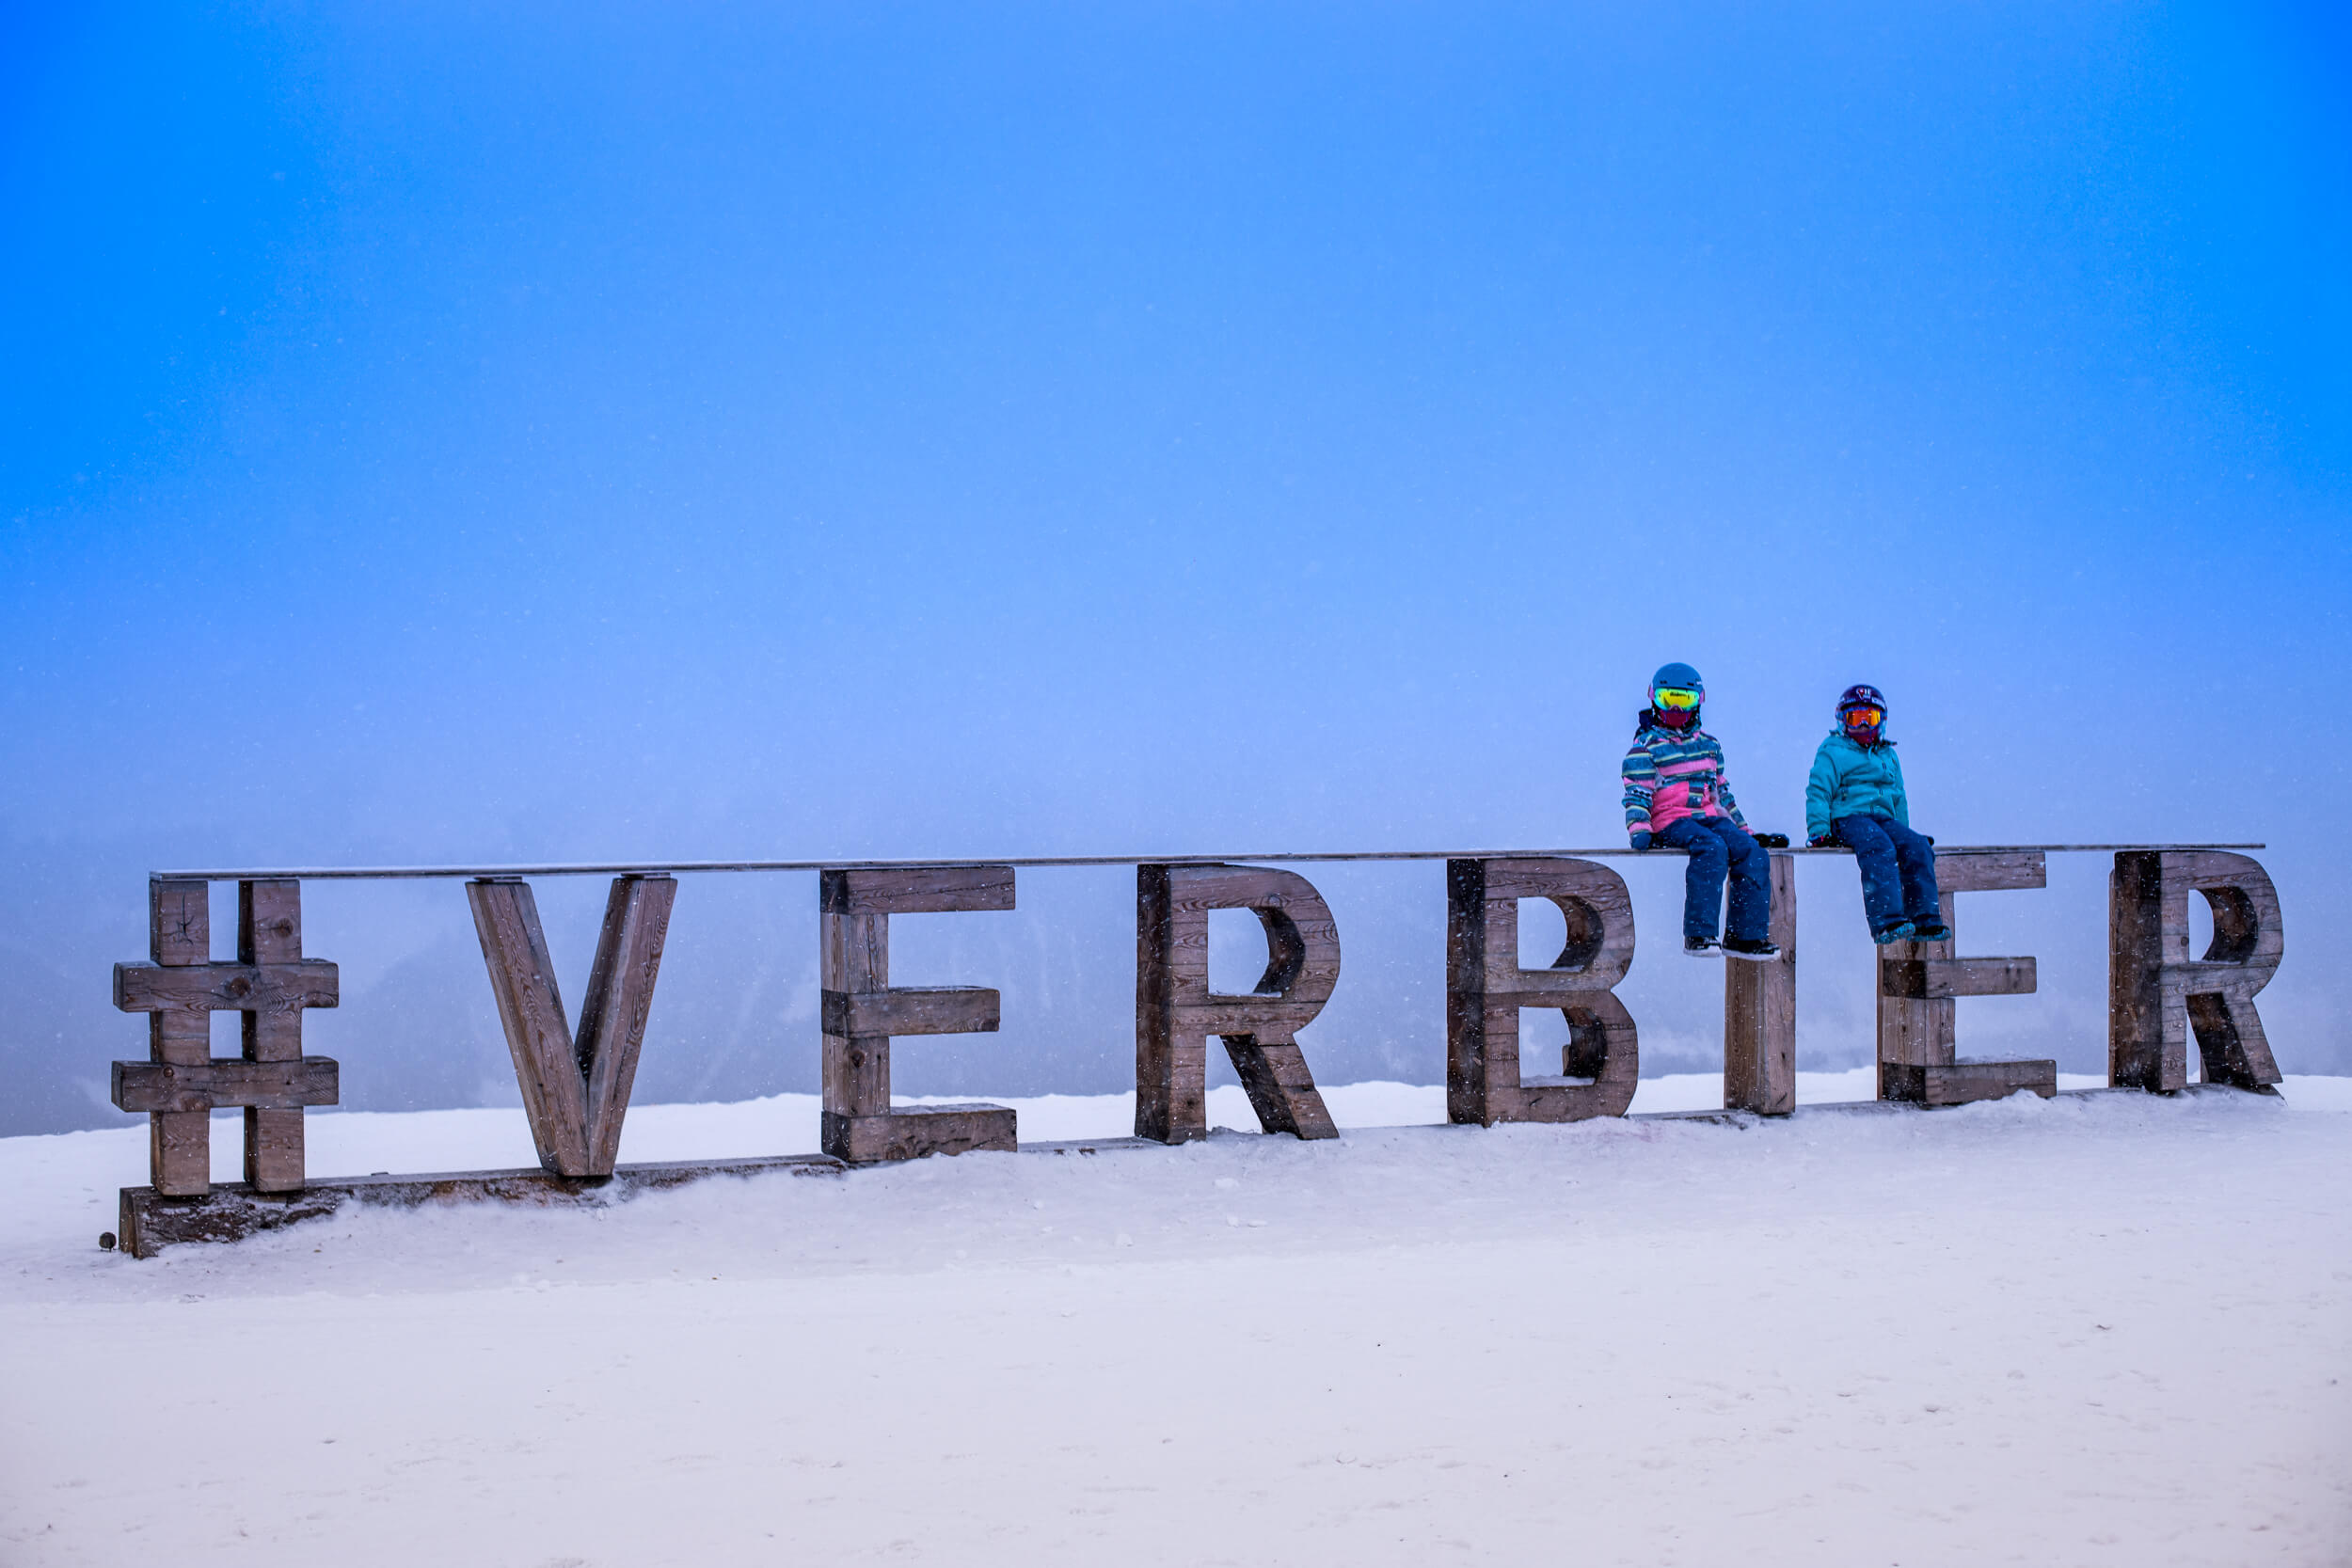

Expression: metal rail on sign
xmin=152 ymin=844 xmax=2265 ymax=882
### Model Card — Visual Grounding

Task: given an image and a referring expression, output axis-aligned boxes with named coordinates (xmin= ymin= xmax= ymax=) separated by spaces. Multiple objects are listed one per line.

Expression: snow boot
xmin=1683 ymin=935 xmax=1721 ymax=957
xmin=1871 ymin=920 xmax=1917 ymax=945
xmin=1908 ymin=917 xmax=1952 ymax=942
xmin=1721 ymin=936 xmax=1780 ymax=960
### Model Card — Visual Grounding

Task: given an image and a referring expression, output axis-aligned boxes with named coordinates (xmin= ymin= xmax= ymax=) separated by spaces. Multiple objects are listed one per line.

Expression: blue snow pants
xmin=1833 ymin=813 xmax=1941 ymax=934
xmin=1655 ymin=816 xmax=1770 ymax=942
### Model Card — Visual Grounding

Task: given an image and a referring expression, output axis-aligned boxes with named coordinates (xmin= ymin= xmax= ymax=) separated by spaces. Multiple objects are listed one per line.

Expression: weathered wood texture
xmin=113 ymin=960 xmax=342 ymax=1013
xmin=1880 ymin=957 xmax=2038 ymax=999
xmin=111 ymin=879 xmax=342 ymax=1195
xmin=820 ymin=863 xmax=1015 ymax=915
xmin=111 ymin=1057 xmax=338 ymax=1114
xmin=1136 ymin=863 xmax=1342 ymax=1144
xmin=1881 ymin=1060 xmax=2059 ymax=1103
xmin=818 ymin=1103 xmax=1017 ymax=1164
xmin=1446 ymin=858 xmax=1640 ymax=1126
xmin=237 ymin=879 xmax=309 ymax=1189
xmin=821 ymin=987 xmax=1000 ymax=1037
xmin=1875 ymin=850 xmax=2056 ymax=1106
xmin=142 ymin=879 xmax=211 ymax=1196
xmin=1724 ymin=852 xmax=1797 ymax=1116
xmin=818 ymin=865 xmax=1017 ymax=1164
xmin=116 ymin=1153 xmax=843 ymax=1259
xmin=2109 ymin=850 xmax=2283 ymax=1092
xmin=467 ymin=874 xmax=675 ymax=1178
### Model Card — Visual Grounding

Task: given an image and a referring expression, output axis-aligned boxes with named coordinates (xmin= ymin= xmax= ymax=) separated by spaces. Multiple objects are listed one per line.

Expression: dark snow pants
xmin=1833 ymin=813 xmax=1941 ymax=934
xmin=1655 ymin=816 xmax=1770 ymax=942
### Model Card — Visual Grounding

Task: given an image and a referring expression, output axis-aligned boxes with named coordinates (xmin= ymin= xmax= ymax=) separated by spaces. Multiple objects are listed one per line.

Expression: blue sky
xmin=4 ymin=2 xmax=2347 ymax=1131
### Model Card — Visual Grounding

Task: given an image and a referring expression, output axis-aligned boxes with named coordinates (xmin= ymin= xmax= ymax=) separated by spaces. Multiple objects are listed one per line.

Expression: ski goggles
xmin=1840 ymin=705 xmax=1885 ymax=729
xmin=1652 ymin=687 xmax=1703 ymax=710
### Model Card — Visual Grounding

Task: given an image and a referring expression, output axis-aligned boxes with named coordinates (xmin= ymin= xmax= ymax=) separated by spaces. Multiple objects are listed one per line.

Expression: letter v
xmin=466 ymin=875 xmax=676 ymax=1177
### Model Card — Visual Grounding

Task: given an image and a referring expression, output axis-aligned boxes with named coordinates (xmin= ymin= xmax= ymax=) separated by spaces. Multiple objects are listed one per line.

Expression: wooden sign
xmin=103 ymin=844 xmax=2287 ymax=1258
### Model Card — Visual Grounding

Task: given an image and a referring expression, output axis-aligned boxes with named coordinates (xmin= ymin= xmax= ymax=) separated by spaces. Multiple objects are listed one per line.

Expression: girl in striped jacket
xmin=1622 ymin=662 xmax=1782 ymax=958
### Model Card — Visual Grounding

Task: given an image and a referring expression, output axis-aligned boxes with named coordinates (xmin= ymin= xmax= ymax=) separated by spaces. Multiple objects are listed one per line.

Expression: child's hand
xmin=1807 ymin=833 xmax=1836 ymax=848
xmin=1629 ymin=832 xmax=1653 ymax=851
xmin=1751 ymin=832 xmax=1790 ymax=849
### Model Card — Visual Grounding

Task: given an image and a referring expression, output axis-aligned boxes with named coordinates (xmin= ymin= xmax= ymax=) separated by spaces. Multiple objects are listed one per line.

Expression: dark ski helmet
xmin=1837 ymin=683 xmax=1887 ymax=741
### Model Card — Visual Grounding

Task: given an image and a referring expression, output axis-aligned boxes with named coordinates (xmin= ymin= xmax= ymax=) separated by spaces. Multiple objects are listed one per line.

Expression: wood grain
xmin=820 ymin=1104 xmax=1018 ymax=1164
xmin=1875 ymin=850 xmax=2054 ymax=1105
xmin=821 ymin=864 xmax=1016 ymax=915
xmin=2109 ymin=850 xmax=2283 ymax=1093
xmin=1881 ymin=1060 xmax=2058 ymax=1104
xmin=1930 ymin=850 xmax=2049 ymax=895
xmin=112 ymin=960 xmax=342 ymax=1015
xmin=818 ymin=865 xmax=1018 ymax=1164
xmin=574 ymin=874 xmax=677 ymax=1173
xmin=144 ymin=879 xmax=213 ymax=1196
xmin=1880 ymin=956 xmax=2038 ymax=1000
xmin=466 ymin=875 xmax=676 ymax=1177
xmin=822 ymin=986 xmax=1001 ymax=1038
xmin=1724 ymin=852 xmax=1797 ymax=1116
xmin=1136 ymin=863 xmax=1342 ymax=1144
xmin=112 ymin=1056 xmax=339 ymax=1114
xmin=1446 ymin=858 xmax=1640 ymax=1127
xmin=238 ymin=879 xmax=310 ymax=1190
xmin=117 ymin=881 xmax=344 ymax=1195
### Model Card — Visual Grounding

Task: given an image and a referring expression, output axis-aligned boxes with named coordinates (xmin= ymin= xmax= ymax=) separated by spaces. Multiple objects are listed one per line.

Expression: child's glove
xmin=1629 ymin=832 xmax=1653 ymax=851
xmin=1751 ymin=832 xmax=1790 ymax=849
xmin=1807 ymin=833 xmax=1836 ymax=848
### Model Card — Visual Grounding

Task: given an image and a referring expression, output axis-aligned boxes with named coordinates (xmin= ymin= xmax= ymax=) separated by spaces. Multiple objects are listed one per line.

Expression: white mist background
xmin=3 ymin=3 xmax=2346 ymax=1131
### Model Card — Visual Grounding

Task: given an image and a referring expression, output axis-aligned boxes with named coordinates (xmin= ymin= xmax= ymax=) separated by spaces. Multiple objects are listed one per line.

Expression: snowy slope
xmin=3 ymin=1076 xmax=2348 ymax=1566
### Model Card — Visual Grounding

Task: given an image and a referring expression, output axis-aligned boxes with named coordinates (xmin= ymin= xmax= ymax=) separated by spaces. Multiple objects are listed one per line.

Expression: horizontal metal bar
xmin=151 ymin=844 xmax=2265 ymax=883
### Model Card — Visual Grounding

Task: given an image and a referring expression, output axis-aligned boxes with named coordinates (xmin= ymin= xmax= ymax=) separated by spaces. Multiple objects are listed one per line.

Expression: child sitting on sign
xmin=1623 ymin=661 xmax=1786 ymax=959
xmin=1804 ymin=683 xmax=1952 ymax=944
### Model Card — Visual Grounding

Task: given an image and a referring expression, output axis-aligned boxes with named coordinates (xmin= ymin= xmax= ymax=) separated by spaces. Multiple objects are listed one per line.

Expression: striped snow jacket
xmin=1622 ymin=717 xmax=1748 ymax=836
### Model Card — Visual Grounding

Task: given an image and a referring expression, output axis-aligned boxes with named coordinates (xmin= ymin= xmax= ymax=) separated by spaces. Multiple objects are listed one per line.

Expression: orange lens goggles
xmin=1653 ymin=688 xmax=1703 ymax=710
xmin=1842 ymin=706 xmax=1884 ymax=729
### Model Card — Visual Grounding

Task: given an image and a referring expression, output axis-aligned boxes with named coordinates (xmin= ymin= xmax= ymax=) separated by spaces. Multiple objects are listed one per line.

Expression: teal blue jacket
xmin=1805 ymin=731 xmax=1908 ymax=840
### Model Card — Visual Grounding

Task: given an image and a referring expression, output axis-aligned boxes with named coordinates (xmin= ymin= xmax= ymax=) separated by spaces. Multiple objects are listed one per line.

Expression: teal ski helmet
xmin=1648 ymin=662 xmax=1705 ymax=728
xmin=1649 ymin=662 xmax=1705 ymax=708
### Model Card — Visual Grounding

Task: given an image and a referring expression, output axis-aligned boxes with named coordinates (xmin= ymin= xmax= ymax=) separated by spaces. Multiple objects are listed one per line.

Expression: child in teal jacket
xmin=1804 ymin=684 xmax=1951 ymax=944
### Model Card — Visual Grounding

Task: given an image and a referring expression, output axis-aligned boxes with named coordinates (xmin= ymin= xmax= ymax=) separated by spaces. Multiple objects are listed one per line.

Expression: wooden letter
xmin=1447 ymin=858 xmax=1639 ymax=1126
xmin=1876 ymin=851 xmax=2056 ymax=1105
xmin=2109 ymin=850 xmax=2282 ymax=1093
xmin=1136 ymin=863 xmax=1341 ymax=1144
xmin=112 ymin=879 xmax=342 ymax=1194
xmin=468 ymin=874 xmax=675 ymax=1178
xmin=819 ymin=865 xmax=1017 ymax=1164
xmin=1724 ymin=851 xmax=1797 ymax=1116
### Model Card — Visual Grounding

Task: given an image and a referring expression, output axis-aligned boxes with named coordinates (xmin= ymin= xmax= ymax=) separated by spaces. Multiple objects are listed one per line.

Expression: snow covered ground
xmin=4 ymin=1073 xmax=2348 ymax=1565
